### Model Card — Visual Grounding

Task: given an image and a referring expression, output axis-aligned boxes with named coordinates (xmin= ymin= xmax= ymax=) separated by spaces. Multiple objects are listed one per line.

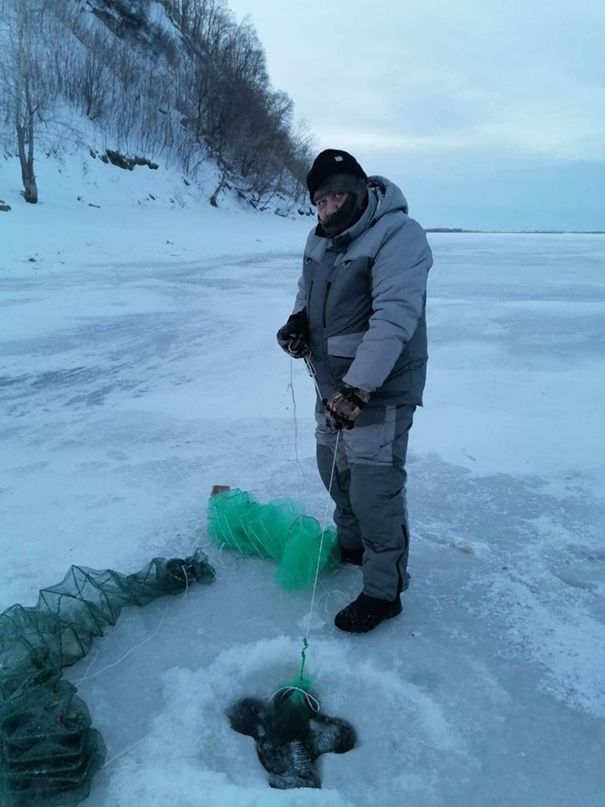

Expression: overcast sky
xmin=227 ymin=0 xmax=604 ymax=230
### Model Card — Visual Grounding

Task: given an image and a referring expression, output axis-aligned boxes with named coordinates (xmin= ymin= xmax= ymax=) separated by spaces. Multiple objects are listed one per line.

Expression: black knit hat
xmin=306 ymin=149 xmax=367 ymax=203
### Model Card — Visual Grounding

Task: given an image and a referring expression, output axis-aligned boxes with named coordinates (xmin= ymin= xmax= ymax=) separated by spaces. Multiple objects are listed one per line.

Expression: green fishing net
xmin=0 ymin=548 xmax=214 ymax=806
xmin=268 ymin=674 xmax=318 ymax=744
xmin=207 ymin=489 xmax=340 ymax=589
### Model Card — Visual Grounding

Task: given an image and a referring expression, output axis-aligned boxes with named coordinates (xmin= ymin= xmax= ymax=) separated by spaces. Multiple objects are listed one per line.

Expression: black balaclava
xmin=306 ymin=150 xmax=369 ymax=238
xmin=317 ymin=185 xmax=367 ymax=237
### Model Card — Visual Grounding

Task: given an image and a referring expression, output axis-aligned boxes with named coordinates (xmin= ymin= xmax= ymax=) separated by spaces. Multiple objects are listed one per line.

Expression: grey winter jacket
xmin=293 ymin=176 xmax=433 ymax=406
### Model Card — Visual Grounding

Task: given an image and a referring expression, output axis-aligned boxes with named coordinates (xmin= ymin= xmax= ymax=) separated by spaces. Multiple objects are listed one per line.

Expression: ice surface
xmin=1 ymin=154 xmax=604 ymax=805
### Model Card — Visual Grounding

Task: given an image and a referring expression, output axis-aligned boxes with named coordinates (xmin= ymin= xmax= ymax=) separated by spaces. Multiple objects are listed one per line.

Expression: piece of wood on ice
xmin=211 ymin=485 xmax=231 ymax=496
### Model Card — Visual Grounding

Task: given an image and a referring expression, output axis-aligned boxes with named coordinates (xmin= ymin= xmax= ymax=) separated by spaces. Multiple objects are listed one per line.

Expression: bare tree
xmin=80 ymin=35 xmax=110 ymax=121
xmin=0 ymin=0 xmax=51 ymax=203
xmin=16 ymin=0 xmax=37 ymax=202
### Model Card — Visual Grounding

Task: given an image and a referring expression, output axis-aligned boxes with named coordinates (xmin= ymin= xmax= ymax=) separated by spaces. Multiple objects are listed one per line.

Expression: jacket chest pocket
xmin=334 ymin=255 xmax=371 ymax=283
xmin=326 ymin=257 xmax=372 ymax=315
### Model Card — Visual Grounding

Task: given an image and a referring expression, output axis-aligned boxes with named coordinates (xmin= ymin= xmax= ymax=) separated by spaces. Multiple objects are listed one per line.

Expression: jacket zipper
xmin=322 ymin=281 xmax=332 ymax=328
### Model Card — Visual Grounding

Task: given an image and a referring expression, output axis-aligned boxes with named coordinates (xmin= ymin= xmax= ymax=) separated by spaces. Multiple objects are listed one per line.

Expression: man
xmin=277 ymin=149 xmax=433 ymax=633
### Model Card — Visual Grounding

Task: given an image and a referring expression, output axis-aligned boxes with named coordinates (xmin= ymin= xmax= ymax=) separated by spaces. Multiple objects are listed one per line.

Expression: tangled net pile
xmin=208 ymin=488 xmax=340 ymax=589
xmin=0 ymin=549 xmax=214 ymax=806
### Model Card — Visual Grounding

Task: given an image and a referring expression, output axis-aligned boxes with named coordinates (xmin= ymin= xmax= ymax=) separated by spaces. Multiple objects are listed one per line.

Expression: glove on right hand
xmin=276 ymin=310 xmax=310 ymax=359
xmin=325 ymin=385 xmax=371 ymax=430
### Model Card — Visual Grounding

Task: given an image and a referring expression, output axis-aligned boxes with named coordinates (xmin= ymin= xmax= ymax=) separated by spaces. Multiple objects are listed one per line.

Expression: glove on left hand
xmin=326 ymin=385 xmax=371 ymax=430
xmin=276 ymin=311 xmax=310 ymax=359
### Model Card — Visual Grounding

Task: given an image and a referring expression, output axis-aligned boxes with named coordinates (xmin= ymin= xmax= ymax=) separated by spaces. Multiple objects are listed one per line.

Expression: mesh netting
xmin=0 ymin=549 xmax=214 ymax=806
xmin=207 ymin=489 xmax=340 ymax=589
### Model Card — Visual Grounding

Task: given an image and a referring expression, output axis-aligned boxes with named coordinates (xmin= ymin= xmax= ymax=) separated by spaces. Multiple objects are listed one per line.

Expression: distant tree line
xmin=0 ymin=0 xmax=314 ymax=208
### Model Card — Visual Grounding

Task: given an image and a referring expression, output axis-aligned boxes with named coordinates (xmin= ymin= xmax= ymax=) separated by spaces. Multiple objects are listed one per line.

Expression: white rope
xmin=303 ymin=429 xmax=339 ymax=644
xmin=287 ymin=358 xmax=306 ymax=496
xmin=98 ymin=569 xmax=194 ymax=770
xmin=286 ymin=358 xmax=342 ymax=646
xmin=80 ymin=647 xmax=99 ymax=680
xmin=304 ymin=355 xmax=324 ymax=401
xmin=75 ymin=568 xmax=191 ymax=685
xmin=75 ymin=599 xmax=172 ymax=684
xmin=268 ymin=685 xmax=321 ymax=713
xmin=283 ymin=359 xmax=344 ymax=692
xmin=103 ymin=751 xmax=201 ymax=774
xmin=103 ymin=735 xmax=149 ymax=770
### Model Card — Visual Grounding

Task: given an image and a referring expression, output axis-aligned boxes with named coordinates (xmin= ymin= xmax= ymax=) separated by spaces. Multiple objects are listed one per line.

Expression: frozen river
xmin=1 ymin=223 xmax=604 ymax=806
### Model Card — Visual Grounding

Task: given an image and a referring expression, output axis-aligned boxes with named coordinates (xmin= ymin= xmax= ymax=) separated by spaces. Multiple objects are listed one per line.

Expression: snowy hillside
xmin=0 ymin=147 xmax=309 ymax=270
xmin=1 ymin=157 xmax=605 ymax=806
xmin=1 ymin=0 xmax=311 ymax=211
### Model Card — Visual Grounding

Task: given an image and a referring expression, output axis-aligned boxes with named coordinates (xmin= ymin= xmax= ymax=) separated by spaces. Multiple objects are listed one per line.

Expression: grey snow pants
xmin=315 ymin=398 xmax=415 ymax=602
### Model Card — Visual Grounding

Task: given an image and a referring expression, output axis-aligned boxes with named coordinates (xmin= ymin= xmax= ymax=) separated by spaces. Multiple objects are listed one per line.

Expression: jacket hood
xmin=307 ymin=175 xmax=409 ymax=258
xmin=330 ymin=176 xmax=408 ymax=246
xmin=367 ymin=175 xmax=408 ymax=218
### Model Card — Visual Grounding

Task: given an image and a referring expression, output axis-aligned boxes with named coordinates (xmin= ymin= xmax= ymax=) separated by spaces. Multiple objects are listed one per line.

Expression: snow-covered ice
xmin=1 ymin=155 xmax=604 ymax=806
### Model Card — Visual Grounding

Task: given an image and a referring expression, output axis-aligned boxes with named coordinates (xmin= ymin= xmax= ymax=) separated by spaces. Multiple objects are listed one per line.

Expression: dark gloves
xmin=276 ymin=310 xmax=309 ymax=359
xmin=326 ymin=384 xmax=371 ymax=430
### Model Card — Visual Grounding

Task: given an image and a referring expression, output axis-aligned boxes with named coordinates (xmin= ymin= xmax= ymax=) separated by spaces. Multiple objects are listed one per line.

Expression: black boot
xmin=339 ymin=545 xmax=364 ymax=566
xmin=334 ymin=593 xmax=402 ymax=633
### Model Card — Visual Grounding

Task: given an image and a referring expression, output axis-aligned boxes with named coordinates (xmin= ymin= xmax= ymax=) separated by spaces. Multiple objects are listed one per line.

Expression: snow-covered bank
xmin=1 ymin=151 xmax=311 ymax=278
xmin=1 ymin=174 xmax=604 ymax=805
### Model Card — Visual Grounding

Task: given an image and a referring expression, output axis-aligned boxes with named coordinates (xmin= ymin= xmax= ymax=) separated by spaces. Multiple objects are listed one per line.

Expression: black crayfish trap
xmin=0 ymin=548 xmax=214 ymax=806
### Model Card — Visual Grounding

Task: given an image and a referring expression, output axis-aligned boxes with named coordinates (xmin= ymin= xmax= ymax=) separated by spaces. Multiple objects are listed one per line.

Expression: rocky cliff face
xmin=87 ymin=0 xmax=145 ymax=39
xmin=86 ymin=0 xmax=175 ymax=52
